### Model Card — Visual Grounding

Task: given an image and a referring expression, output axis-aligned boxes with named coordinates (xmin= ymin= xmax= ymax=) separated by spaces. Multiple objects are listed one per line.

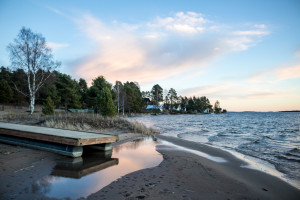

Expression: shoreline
xmin=88 ymin=135 xmax=300 ymax=200
xmin=173 ymin=134 xmax=300 ymax=190
xmin=0 ymin=133 xmax=299 ymax=199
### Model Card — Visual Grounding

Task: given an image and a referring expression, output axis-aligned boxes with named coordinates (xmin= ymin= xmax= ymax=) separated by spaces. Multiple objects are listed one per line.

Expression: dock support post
xmin=88 ymin=143 xmax=113 ymax=151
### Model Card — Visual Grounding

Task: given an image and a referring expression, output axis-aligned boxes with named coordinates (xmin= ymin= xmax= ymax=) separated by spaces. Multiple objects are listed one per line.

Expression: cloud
xmin=232 ymin=30 xmax=269 ymax=36
xmin=70 ymin=12 xmax=270 ymax=85
xmin=148 ymin=12 xmax=207 ymax=34
xmin=276 ymin=64 xmax=300 ymax=80
xmin=47 ymin=42 xmax=69 ymax=52
xmin=180 ymin=83 xmax=234 ymax=97
xmin=245 ymin=92 xmax=285 ymax=99
xmin=247 ymin=71 xmax=274 ymax=83
xmin=254 ymin=24 xmax=266 ymax=29
xmin=295 ymin=48 xmax=300 ymax=58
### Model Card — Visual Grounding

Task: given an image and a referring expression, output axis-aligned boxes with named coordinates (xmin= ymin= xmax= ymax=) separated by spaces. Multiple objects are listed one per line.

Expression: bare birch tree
xmin=7 ymin=27 xmax=60 ymax=114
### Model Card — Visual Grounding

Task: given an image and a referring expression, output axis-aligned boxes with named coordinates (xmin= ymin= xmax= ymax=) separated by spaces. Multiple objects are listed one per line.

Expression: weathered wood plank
xmin=0 ymin=122 xmax=118 ymax=146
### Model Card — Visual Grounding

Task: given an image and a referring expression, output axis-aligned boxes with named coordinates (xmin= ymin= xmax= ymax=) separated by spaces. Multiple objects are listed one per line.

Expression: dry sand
xmin=0 ymin=135 xmax=300 ymax=200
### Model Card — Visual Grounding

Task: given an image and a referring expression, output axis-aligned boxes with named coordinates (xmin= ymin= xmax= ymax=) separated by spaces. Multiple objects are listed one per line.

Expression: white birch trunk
xmin=117 ymin=84 xmax=120 ymax=114
xmin=30 ymin=94 xmax=35 ymax=114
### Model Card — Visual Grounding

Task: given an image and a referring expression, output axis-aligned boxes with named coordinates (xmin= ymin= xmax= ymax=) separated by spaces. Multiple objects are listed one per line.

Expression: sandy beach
xmin=0 ymin=133 xmax=299 ymax=200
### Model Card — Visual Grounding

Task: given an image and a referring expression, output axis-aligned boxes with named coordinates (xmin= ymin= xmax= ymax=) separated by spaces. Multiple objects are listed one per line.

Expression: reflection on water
xmin=51 ymin=150 xmax=119 ymax=179
xmin=36 ymin=137 xmax=162 ymax=199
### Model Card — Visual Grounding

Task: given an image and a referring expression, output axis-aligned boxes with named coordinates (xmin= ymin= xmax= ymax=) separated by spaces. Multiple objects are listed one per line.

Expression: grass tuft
xmin=0 ymin=113 xmax=159 ymax=135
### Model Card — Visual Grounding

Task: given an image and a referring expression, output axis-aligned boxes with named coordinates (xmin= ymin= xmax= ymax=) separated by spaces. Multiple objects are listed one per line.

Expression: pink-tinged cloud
xmin=47 ymin=42 xmax=69 ymax=52
xmin=70 ymin=12 xmax=270 ymax=86
xmin=180 ymin=83 xmax=234 ymax=97
xmin=276 ymin=64 xmax=300 ymax=80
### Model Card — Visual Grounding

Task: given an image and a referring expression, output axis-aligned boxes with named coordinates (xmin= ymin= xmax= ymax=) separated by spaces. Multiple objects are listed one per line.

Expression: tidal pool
xmin=35 ymin=137 xmax=162 ymax=199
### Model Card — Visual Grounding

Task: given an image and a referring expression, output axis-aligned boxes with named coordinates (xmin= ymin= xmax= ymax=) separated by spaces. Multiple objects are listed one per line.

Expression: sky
xmin=0 ymin=0 xmax=300 ymax=111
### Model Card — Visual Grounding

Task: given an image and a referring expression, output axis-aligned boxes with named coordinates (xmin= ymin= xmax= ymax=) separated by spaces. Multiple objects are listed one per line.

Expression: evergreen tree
xmin=123 ymin=82 xmax=143 ymax=113
xmin=167 ymin=88 xmax=178 ymax=110
xmin=87 ymin=76 xmax=112 ymax=108
xmin=55 ymin=72 xmax=81 ymax=109
xmin=42 ymin=96 xmax=55 ymax=115
xmin=214 ymin=100 xmax=222 ymax=114
xmin=187 ymin=98 xmax=195 ymax=112
xmin=151 ymin=84 xmax=163 ymax=104
xmin=0 ymin=79 xmax=13 ymax=103
xmin=78 ymin=78 xmax=88 ymax=108
xmin=11 ymin=69 xmax=28 ymax=104
xmin=97 ymin=87 xmax=116 ymax=117
xmin=47 ymin=85 xmax=61 ymax=107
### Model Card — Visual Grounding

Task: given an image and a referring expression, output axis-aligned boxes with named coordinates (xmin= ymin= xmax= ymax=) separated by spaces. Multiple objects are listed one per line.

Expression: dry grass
xmin=0 ymin=113 xmax=159 ymax=135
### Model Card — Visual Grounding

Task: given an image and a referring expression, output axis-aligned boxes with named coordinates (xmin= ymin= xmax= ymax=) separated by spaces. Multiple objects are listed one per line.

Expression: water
xmin=132 ymin=112 xmax=300 ymax=188
xmin=33 ymin=138 xmax=162 ymax=199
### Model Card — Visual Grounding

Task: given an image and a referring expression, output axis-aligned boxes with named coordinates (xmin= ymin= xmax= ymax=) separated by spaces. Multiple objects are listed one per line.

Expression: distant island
xmin=279 ymin=110 xmax=300 ymax=112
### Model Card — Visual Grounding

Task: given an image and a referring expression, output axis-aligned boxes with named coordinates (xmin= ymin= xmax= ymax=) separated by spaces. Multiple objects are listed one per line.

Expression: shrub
xmin=42 ymin=97 xmax=55 ymax=115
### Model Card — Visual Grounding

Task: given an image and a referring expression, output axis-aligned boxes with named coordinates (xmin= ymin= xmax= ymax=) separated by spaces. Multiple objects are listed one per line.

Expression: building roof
xmin=146 ymin=105 xmax=163 ymax=110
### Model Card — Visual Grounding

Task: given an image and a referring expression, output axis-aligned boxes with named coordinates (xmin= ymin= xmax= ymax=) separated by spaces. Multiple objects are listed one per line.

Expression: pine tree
xmin=97 ymin=87 xmax=116 ymax=117
xmin=0 ymin=79 xmax=13 ymax=103
xmin=42 ymin=96 xmax=55 ymax=115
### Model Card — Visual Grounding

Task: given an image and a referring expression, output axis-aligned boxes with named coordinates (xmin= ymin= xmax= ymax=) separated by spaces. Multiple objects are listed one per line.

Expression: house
xmin=142 ymin=98 xmax=151 ymax=104
xmin=203 ymin=109 xmax=211 ymax=114
xmin=146 ymin=105 xmax=164 ymax=111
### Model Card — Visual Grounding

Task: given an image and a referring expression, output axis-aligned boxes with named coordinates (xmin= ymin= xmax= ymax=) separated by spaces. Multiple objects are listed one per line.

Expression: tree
xmin=55 ymin=72 xmax=81 ymax=109
xmin=7 ymin=27 xmax=60 ymax=114
xmin=214 ymin=100 xmax=222 ymax=114
xmin=187 ymin=97 xmax=195 ymax=112
xmin=11 ymin=69 xmax=28 ymax=105
xmin=42 ymin=96 xmax=55 ymax=115
xmin=180 ymin=96 xmax=188 ymax=111
xmin=151 ymin=84 xmax=163 ymax=104
xmin=167 ymin=88 xmax=178 ymax=110
xmin=114 ymin=81 xmax=122 ymax=114
xmin=0 ymin=79 xmax=13 ymax=103
xmin=97 ymin=87 xmax=116 ymax=117
xmin=87 ymin=76 xmax=112 ymax=108
xmin=78 ymin=78 xmax=88 ymax=108
xmin=123 ymin=82 xmax=143 ymax=113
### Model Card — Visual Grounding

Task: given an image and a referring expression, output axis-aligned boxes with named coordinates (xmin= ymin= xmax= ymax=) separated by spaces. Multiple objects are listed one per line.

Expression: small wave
xmin=277 ymin=155 xmax=300 ymax=162
xmin=287 ymin=148 xmax=300 ymax=157
xmin=177 ymin=132 xmax=209 ymax=143
xmin=277 ymin=148 xmax=300 ymax=163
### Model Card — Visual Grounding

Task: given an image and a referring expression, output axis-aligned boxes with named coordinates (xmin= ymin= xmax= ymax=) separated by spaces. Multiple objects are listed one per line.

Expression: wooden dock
xmin=0 ymin=122 xmax=118 ymax=157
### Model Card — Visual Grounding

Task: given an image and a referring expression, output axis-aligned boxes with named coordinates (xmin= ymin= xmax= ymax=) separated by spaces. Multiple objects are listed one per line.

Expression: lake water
xmin=132 ymin=112 xmax=300 ymax=189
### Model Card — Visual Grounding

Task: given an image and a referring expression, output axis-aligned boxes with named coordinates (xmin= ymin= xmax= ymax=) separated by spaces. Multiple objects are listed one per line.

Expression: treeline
xmin=0 ymin=66 xmax=226 ymax=115
xmin=0 ymin=67 xmax=143 ymax=116
xmin=142 ymin=84 xmax=226 ymax=114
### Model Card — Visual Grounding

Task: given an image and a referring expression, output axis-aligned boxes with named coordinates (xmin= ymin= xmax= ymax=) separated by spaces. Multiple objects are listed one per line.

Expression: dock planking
xmin=0 ymin=122 xmax=118 ymax=157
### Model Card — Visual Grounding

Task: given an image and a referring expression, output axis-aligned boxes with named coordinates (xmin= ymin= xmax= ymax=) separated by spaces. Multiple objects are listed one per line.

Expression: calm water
xmin=132 ymin=112 xmax=300 ymax=188
xmin=32 ymin=138 xmax=162 ymax=199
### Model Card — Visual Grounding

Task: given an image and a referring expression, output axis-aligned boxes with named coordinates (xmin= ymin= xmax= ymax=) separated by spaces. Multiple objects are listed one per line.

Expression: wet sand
xmin=0 ymin=143 xmax=62 ymax=200
xmin=1 ymin=135 xmax=300 ymax=200
xmin=88 ymin=135 xmax=300 ymax=200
